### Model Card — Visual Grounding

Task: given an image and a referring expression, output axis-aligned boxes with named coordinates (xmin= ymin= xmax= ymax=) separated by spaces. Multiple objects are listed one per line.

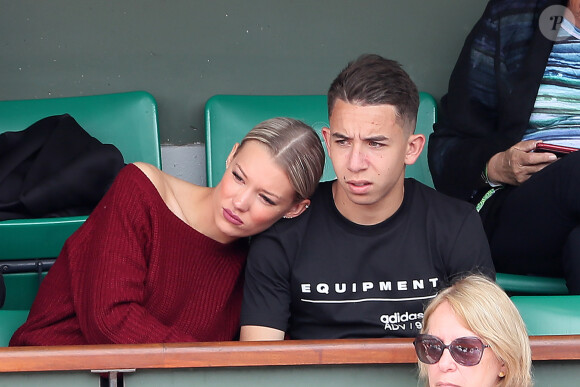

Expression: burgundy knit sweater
xmin=10 ymin=164 xmax=248 ymax=346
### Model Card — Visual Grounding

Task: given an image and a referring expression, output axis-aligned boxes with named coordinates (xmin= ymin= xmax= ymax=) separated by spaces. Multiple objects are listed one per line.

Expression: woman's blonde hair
xmin=239 ymin=117 xmax=325 ymax=202
xmin=418 ymin=275 xmax=532 ymax=387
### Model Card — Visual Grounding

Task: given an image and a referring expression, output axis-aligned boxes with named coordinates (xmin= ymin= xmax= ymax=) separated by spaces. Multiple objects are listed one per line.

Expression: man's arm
xmin=240 ymin=223 xmax=295 ymax=340
xmin=448 ymin=208 xmax=495 ymax=280
xmin=240 ymin=325 xmax=285 ymax=341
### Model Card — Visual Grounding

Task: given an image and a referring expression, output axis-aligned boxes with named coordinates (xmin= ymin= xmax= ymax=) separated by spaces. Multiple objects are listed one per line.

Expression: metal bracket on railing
xmin=91 ymin=369 xmax=136 ymax=387
xmin=36 ymin=260 xmax=43 ymax=287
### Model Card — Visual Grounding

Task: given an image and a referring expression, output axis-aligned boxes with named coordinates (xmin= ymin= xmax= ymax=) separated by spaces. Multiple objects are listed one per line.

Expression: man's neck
xmin=331 ymin=180 xmax=405 ymax=226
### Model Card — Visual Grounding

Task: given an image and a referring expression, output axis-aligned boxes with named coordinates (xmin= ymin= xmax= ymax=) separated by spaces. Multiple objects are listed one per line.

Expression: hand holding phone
xmin=534 ymin=142 xmax=579 ymax=157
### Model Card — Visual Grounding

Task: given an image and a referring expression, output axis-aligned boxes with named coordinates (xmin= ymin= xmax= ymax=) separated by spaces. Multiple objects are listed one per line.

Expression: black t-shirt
xmin=241 ymin=179 xmax=495 ymax=339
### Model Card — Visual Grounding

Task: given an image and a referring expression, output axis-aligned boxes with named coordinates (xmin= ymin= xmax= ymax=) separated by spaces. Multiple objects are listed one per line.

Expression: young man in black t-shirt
xmin=240 ymin=54 xmax=494 ymax=340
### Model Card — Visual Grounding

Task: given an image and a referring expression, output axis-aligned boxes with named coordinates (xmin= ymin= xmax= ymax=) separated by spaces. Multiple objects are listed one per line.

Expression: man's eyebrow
xmin=331 ymin=132 xmax=389 ymax=142
xmin=331 ymin=132 xmax=350 ymax=140
xmin=364 ymin=135 xmax=389 ymax=142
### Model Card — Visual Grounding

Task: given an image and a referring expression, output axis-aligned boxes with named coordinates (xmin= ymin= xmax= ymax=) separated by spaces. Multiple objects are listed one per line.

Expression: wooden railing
xmin=1 ymin=335 xmax=579 ymax=373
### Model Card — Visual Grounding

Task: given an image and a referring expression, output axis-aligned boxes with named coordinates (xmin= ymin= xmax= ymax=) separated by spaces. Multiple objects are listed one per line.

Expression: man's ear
xmin=321 ymin=127 xmax=331 ymax=152
xmin=225 ymin=143 xmax=240 ymax=169
xmin=404 ymin=134 xmax=425 ymax=166
xmin=283 ymin=199 xmax=311 ymax=219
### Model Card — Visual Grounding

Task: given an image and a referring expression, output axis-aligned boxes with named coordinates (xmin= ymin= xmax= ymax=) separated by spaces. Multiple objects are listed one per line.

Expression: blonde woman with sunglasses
xmin=414 ymin=274 xmax=532 ymax=387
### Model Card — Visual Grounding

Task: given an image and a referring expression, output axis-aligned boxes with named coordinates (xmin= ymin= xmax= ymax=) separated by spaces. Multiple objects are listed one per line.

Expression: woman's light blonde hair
xmin=239 ymin=117 xmax=325 ymax=202
xmin=418 ymin=275 xmax=532 ymax=387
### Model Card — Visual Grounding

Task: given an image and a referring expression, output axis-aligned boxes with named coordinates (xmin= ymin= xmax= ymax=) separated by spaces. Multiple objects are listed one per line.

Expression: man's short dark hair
xmin=327 ymin=54 xmax=419 ymax=133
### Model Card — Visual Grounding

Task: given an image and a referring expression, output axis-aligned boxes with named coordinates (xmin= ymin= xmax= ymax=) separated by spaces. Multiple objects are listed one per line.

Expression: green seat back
xmin=1 ymin=273 xmax=47 ymax=312
xmin=497 ymin=273 xmax=568 ymax=296
xmin=205 ymin=93 xmax=436 ymax=188
xmin=511 ymin=295 xmax=580 ymax=335
xmin=0 ymin=91 xmax=162 ymax=310
xmin=0 ymin=309 xmax=29 ymax=346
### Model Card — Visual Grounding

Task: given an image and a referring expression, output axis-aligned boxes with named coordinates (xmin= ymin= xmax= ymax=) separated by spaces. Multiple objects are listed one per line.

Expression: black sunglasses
xmin=413 ymin=334 xmax=490 ymax=366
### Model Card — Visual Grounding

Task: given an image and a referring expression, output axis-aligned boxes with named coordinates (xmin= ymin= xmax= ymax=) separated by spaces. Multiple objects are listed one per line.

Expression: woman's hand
xmin=486 ymin=140 xmax=558 ymax=186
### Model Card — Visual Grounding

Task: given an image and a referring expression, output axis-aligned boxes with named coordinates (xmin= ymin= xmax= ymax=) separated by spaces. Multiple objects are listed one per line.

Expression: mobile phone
xmin=534 ymin=142 xmax=579 ymax=157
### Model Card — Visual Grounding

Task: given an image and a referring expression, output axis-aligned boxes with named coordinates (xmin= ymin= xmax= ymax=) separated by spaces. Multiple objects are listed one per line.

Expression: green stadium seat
xmin=511 ymin=295 xmax=580 ymax=335
xmin=0 ymin=91 xmax=162 ymax=310
xmin=205 ymin=95 xmax=333 ymax=186
xmin=0 ymin=310 xmax=29 ymax=346
xmin=496 ymin=273 xmax=568 ymax=296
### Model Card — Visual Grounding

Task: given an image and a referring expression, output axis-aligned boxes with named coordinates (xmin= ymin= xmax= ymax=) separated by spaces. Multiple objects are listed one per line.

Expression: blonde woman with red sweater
xmin=10 ymin=117 xmax=325 ymax=345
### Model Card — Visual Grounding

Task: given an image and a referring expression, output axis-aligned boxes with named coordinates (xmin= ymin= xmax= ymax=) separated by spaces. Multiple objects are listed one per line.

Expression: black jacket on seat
xmin=0 ymin=114 xmax=125 ymax=221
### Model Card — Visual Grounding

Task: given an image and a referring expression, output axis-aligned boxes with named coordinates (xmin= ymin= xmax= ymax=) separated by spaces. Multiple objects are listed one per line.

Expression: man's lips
xmin=346 ymin=180 xmax=371 ymax=193
xmin=223 ymin=208 xmax=243 ymax=225
xmin=347 ymin=180 xmax=370 ymax=186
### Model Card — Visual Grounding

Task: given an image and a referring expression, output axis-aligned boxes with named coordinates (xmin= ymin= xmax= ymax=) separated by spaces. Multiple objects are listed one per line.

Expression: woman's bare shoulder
xmin=131 ymin=162 xmax=206 ymax=218
xmin=131 ymin=162 xmax=169 ymax=194
xmin=133 ymin=162 xmax=161 ymax=178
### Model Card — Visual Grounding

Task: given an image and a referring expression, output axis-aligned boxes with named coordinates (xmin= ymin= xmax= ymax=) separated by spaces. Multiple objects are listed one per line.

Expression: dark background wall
xmin=1 ymin=0 xmax=486 ymax=146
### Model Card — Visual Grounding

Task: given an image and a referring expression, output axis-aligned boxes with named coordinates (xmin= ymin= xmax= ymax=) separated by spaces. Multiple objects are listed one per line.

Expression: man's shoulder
xmin=407 ymin=178 xmax=475 ymax=213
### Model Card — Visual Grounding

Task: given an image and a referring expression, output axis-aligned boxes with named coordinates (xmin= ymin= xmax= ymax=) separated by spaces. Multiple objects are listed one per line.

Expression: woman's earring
xmin=499 ymin=371 xmax=505 ymax=378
